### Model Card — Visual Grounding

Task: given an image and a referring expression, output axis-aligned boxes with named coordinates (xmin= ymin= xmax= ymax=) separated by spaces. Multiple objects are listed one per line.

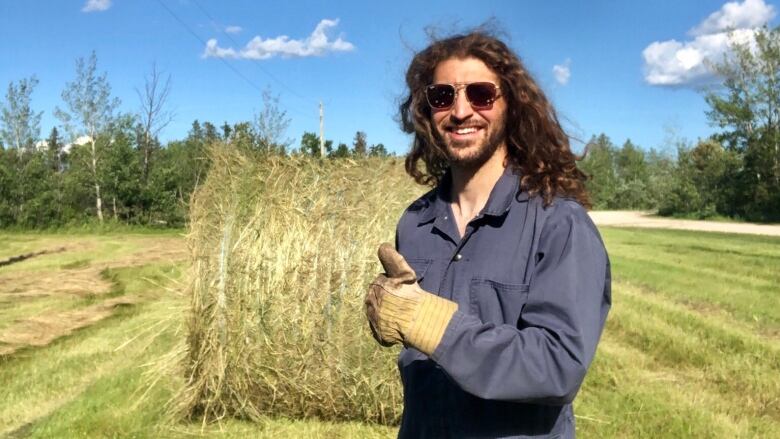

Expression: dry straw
xmin=177 ymin=145 xmax=424 ymax=425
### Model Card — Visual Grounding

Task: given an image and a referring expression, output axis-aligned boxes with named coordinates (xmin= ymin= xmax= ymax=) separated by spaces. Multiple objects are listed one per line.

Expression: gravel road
xmin=588 ymin=211 xmax=780 ymax=237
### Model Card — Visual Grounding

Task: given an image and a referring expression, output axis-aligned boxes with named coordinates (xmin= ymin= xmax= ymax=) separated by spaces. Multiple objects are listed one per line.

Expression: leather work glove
xmin=364 ymin=243 xmax=458 ymax=356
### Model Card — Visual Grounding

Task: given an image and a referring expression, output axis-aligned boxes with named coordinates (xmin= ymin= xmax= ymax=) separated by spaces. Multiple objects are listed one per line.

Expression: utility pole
xmin=319 ymin=101 xmax=325 ymax=158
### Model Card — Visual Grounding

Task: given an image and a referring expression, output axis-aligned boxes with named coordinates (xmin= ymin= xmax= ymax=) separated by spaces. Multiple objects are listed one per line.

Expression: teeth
xmin=454 ymin=127 xmax=478 ymax=134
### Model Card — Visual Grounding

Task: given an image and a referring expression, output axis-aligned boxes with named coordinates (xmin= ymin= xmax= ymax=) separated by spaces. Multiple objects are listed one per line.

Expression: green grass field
xmin=0 ymin=227 xmax=777 ymax=438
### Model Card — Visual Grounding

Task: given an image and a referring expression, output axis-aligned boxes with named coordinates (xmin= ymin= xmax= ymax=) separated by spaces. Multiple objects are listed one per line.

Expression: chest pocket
xmin=469 ymin=279 xmax=530 ymax=327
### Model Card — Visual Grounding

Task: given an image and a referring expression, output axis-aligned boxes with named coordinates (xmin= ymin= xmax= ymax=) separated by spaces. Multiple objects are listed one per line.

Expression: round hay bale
xmin=179 ymin=145 xmax=424 ymax=424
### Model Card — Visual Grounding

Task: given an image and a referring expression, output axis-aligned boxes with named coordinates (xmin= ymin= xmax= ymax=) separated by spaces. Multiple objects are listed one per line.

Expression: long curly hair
xmin=399 ymin=30 xmax=590 ymax=208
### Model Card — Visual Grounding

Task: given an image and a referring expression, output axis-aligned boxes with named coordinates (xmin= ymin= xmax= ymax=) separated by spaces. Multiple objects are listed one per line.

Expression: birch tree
xmin=0 ymin=76 xmax=42 ymax=151
xmin=55 ymin=51 xmax=120 ymax=222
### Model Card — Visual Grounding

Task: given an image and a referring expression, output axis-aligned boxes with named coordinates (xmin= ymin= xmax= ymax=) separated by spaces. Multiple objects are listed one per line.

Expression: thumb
xmin=377 ymin=243 xmax=416 ymax=282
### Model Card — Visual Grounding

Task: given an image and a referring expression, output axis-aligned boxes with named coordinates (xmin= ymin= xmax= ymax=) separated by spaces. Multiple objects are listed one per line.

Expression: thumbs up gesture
xmin=364 ymin=243 xmax=458 ymax=355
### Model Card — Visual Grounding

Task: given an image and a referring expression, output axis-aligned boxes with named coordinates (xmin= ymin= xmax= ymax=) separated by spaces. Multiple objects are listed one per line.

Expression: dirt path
xmin=589 ymin=211 xmax=780 ymax=237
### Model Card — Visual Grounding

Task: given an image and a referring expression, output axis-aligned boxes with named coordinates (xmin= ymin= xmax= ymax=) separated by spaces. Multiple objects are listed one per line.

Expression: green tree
xmin=15 ymin=149 xmax=60 ymax=227
xmin=659 ymin=143 xmax=704 ymax=217
xmin=0 ymin=147 xmax=18 ymax=226
xmin=704 ymin=26 xmax=780 ymax=220
xmin=299 ymin=131 xmax=332 ymax=156
xmin=0 ymin=76 xmax=42 ymax=151
xmin=221 ymin=122 xmax=232 ymax=141
xmin=352 ymin=131 xmax=367 ymax=156
xmin=369 ymin=143 xmax=389 ymax=157
xmin=62 ymin=142 xmax=98 ymax=223
xmin=203 ymin=122 xmax=219 ymax=145
xmin=329 ymin=142 xmax=351 ymax=158
xmin=45 ymin=127 xmax=66 ymax=222
xmin=145 ymin=140 xmax=191 ymax=227
xmin=100 ymin=115 xmax=142 ymax=222
xmin=580 ymin=134 xmax=618 ymax=209
xmin=55 ymin=51 xmax=121 ymax=223
xmin=229 ymin=122 xmax=257 ymax=150
xmin=690 ymin=138 xmax=741 ymax=217
xmin=46 ymin=127 xmax=64 ymax=172
xmin=614 ymin=139 xmax=650 ymax=209
xmin=644 ymin=148 xmax=676 ymax=210
xmin=153 ymin=120 xmax=212 ymax=220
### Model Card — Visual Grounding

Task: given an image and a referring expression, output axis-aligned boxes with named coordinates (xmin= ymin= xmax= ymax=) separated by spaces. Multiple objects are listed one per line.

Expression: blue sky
xmin=1 ymin=0 xmax=778 ymax=154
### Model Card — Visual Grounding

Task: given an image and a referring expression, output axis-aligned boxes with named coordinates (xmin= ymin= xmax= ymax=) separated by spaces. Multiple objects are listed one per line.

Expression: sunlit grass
xmin=0 ymin=225 xmax=778 ymax=437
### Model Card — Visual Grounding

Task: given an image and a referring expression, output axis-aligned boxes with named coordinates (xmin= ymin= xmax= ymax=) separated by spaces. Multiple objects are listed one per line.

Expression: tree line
xmin=1 ymin=26 xmax=779 ymax=227
xmin=581 ymin=26 xmax=780 ymax=221
xmin=0 ymin=53 xmax=390 ymax=228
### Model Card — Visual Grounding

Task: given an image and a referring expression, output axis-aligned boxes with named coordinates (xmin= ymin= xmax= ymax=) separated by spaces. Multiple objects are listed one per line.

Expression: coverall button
xmin=454 ymin=253 xmax=463 ymax=261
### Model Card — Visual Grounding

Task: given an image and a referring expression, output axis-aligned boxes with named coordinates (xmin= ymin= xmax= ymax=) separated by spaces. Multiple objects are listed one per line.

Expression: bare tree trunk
xmin=143 ymin=133 xmax=151 ymax=183
xmin=112 ymin=196 xmax=118 ymax=220
xmin=90 ymin=137 xmax=104 ymax=222
xmin=95 ymin=181 xmax=103 ymax=222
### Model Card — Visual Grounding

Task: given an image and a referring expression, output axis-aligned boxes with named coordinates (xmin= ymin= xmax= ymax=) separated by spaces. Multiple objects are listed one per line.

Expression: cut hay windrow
xmin=179 ymin=146 xmax=425 ymax=424
xmin=0 ymin=247 xmax=66 ymax=268
xmin=0 ymin=296 xmax=137 ymax=356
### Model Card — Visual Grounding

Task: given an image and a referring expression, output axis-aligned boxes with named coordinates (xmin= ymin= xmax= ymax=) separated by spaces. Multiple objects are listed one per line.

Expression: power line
xmin=189 ymin=0 xmax=319 ymax=108
xmin=153 ymin=0 xmax=313 ymax=119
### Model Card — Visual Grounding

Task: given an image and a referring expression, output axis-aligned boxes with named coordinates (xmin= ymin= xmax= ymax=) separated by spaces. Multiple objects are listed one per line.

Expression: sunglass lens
xmin=466 ymin=83 xmax=497 ymax=108
xmin=426 ymin=84 xmax=455 ymax=109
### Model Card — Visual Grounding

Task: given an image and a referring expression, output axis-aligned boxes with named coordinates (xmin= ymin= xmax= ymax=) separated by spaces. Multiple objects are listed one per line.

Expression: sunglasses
xmin=425 ymin=82 xmax=501 ymax=110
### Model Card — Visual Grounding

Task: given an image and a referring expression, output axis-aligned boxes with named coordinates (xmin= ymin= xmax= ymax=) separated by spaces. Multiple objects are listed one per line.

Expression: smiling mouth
xmin=446 ymin=125 xmax=484 ymax=136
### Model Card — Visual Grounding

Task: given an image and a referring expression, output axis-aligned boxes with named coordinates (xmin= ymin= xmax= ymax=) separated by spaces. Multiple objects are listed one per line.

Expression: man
xmin=365 ymin=30 xmax=611 ymax=438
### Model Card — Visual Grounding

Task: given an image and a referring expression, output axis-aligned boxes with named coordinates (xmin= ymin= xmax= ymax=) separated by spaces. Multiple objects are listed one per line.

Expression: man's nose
xmin=450 ymin=89 xmax=473 ymax=121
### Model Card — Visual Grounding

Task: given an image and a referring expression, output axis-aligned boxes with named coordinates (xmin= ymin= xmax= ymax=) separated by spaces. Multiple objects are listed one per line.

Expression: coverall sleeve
xmin=430 ymin=201 xmax=611 ymax=404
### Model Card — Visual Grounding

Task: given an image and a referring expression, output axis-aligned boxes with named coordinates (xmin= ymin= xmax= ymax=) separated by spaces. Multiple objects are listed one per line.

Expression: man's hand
xmin=364 ymin=243 xmax=458 ymax=355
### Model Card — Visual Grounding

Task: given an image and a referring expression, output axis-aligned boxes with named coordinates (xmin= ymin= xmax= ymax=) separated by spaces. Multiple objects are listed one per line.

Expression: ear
xmin=377 ymin=243 xmax=416 ymax=282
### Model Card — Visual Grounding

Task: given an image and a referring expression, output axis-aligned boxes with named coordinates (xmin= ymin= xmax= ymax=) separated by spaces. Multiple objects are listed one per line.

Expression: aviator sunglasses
xmin=425 ymin=82 xmax=501 ymax=110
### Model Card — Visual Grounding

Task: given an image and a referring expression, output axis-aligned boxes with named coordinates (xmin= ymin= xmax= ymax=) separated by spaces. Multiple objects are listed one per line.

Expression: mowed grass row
xmin=0 ymin=233 xmax=182 ymax=338
xmin=575 ymin=228 xmax=780 ymax=438
xmin=0 ymin=228 xmax=777 ymax=437
xmin=0 ymin=234 xmax=395 ymax=438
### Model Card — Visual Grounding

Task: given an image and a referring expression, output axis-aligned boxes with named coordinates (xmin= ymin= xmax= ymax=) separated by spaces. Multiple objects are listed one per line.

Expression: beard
xmin=439 ymin=122 xmax=506 ymax=171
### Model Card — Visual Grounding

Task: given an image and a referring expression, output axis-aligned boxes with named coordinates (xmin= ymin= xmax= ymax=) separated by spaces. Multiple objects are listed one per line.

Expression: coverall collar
xmin=418 ymin=165 xmax=527 ymax=226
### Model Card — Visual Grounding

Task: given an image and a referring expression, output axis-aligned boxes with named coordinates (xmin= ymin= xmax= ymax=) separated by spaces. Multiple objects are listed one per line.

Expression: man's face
xmin=430 ymin=57 xmax=507 ymax=170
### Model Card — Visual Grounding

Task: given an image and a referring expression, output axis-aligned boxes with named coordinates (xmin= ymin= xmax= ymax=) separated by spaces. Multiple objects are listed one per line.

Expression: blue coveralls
xmin=395 ymin=167 xmax=611 ymax=438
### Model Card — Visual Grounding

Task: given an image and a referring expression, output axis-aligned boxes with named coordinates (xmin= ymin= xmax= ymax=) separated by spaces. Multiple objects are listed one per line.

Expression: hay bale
xmin=178 ymin=145 xmax=424 ymax=424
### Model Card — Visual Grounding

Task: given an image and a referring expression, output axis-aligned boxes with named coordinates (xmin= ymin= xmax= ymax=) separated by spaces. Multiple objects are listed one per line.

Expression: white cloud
xmin=225 ymin=25 xmax=243 ymax=34
xmin=553 ymin=59 xmax=571 ymax=85
xmin=204 ymin=39 xmax=238 ymax=58
xmin=642 ymin=0 xmax=776 ymax=86
xmin=203 ymin=19 xmax=355 ymax=60
xmin=690 ymin=0 xmax=775 ymax=36
xmin=82 ymin=0 xmax=111 ymax=13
